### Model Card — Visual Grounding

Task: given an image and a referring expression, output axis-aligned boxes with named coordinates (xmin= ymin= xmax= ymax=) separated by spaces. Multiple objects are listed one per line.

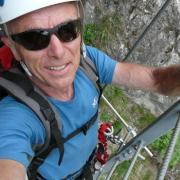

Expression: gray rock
xmin=84 ymin=0 xmax=180 ymax=115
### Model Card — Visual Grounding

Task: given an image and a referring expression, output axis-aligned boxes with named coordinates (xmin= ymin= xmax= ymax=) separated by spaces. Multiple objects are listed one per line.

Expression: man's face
xmin=7 ymin=3 xmax=81 ymax=95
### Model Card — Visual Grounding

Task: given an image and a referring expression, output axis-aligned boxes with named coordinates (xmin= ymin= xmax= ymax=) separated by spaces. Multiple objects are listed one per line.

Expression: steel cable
xmin=157 ymin=112 xmax=180 ymax=180
xmin=123 ymin=0 xmax=172 ymax=61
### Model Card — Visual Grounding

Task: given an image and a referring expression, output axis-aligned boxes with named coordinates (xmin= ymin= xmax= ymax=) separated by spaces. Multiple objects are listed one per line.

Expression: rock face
xmin=84 ymin=0 xmax=180 ymax=115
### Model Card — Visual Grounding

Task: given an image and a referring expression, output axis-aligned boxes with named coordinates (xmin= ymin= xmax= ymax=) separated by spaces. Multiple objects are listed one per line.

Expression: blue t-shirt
xmin=0 ymin=46 xmax=117 ymax=179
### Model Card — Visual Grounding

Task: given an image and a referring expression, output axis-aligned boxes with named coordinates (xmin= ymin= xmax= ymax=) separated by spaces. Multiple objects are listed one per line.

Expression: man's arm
xmin=0 ymin=159 xmax=27 ymax=180
xmin=112 ymin=62 xmax=180 ymax=96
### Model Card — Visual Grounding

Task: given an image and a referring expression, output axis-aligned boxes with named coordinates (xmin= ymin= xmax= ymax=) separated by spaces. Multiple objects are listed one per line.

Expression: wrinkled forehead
xmin=7 ymin=2 xmax=80 ymax=32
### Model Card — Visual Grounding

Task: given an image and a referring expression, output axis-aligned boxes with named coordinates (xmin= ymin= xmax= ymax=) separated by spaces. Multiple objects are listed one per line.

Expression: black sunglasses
xmin=11 ymin=19 xmax=82 ymax=51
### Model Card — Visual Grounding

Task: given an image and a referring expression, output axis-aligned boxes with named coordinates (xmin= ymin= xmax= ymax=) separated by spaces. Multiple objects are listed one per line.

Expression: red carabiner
xmin=96 ymin=123 xmax=112 ymax=165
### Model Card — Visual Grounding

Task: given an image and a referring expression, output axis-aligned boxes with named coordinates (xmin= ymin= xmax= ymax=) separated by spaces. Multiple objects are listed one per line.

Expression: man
xmin=0 ymin=0 xmax=179 ymax=179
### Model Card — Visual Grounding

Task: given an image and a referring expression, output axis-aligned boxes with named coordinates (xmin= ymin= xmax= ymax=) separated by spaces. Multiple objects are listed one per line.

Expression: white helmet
xmin=0 ymin=0 xmax=80 ymax=24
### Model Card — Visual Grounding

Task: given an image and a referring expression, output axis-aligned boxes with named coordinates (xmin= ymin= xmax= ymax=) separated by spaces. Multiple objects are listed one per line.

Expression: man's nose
xmin=47 ymin=34 xmax=65 ymax=58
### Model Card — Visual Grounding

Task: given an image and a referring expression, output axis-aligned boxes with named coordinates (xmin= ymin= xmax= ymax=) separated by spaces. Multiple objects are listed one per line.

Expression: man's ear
xmin=1 ymin=36 xmax=21 ymax=61
xmin=1 ymin=36 xmax=10 ymax=47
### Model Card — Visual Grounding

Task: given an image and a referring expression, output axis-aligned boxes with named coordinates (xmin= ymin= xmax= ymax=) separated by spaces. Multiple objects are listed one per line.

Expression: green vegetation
xmin=83 ymin=12 xmax=180 ymax=179
xmin=100 ymin=85 xmax=156 ymax=130
xmin=151 ymin=132 xmax=180 ymax=169
xmin=151 ymin=133 xmax=172 ymax=156
xmin=169 ymin=136 xmax=180 ymax=168
xmin=84 ymin=12 xmax=122 ymax=51
xmin=111 ymin=161 xmax=130 ymax=180
xmin=99 ymin=85 xmax=180 ymax=178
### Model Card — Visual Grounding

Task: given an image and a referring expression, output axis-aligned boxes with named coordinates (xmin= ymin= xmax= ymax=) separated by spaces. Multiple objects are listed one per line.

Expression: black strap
xmin=2 ymin=72 xmax=64 ymax=159
xmin=2 ymin=71 xmax=55 ymax=116
xmin=1 ymin=71 xmax=34 ymax=94
xmin=75 ymin=165 xmax=93 ymax=180
xmin=28 ymin=89 xmax=64 ymax=166
xmin=75 ymin=148 xmax=96 ymax=180
xmin=63 ymin=148 xmax=96 ymax=180
xmin=0 ymin=71 xmax=64 ymax=178
xmin=36 ymin=172 xmax=46 ymax=180
xmin=29 ymin=111 xmax=98 ymax=179
xmin=64 ymin=111 xmax=98 ymax=142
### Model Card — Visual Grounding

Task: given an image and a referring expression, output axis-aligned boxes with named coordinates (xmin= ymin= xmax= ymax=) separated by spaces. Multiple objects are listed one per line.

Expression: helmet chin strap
xmin=20 ymin=61 xmax=32 ymax=77
xmin=82 ymin=42 xmax=86 ymax=58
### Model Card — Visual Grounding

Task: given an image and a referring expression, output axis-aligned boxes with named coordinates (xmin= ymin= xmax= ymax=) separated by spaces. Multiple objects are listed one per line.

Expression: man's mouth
xmin=47 ymin=64 xmax=66 ymax=71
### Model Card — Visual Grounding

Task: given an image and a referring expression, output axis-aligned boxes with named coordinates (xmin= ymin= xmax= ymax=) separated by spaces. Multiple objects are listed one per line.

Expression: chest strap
xmin=29 ymin=110 xmax=98 ymax=180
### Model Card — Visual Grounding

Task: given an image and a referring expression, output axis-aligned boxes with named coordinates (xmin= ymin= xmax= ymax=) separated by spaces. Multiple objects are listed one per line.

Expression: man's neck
xmin=32 ymin=79 xmax=74 ymax=101
xmin=42 ymin=85 xmax=74 ymax=101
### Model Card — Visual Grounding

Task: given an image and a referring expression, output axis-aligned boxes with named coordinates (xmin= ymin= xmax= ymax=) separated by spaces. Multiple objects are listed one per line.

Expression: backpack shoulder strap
xmin=0 ymin=69 xmax=65 ymax=176
xmin=79 ymin=55 xmax=103 ymax=96
xmin=0 ymin=70 xmax=50 ymax=150
xmin=0 ymin=58 xmax=101 ymax=178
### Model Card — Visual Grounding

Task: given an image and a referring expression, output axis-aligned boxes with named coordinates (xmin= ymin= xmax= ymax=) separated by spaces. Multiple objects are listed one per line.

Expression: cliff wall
xmin=84 ymin=0 xmax=180 ymax=115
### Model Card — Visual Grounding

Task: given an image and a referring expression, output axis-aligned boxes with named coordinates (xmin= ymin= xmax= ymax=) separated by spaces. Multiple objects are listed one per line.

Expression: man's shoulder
xmin=86 ymin=45 xmax=103 ymax=58
xmin=85 ymin=45 xmax=115 ymax=63
xmin=0 ymin=95 xmax=45 ymax=141
xmin=0 ymin=96 xmax=28 ymax=110
xmin=0 ymin=96 xmax=22 ymax=109
xmin=0 ymin=96 xmax=41 ymax=125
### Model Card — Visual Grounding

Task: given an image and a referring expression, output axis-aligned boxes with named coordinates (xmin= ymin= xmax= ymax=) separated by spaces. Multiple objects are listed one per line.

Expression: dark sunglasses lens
xmin=12 ymin=31 xmax=50 ymax=50
xmin=11 ymin=19 xmax=81 ymax=51
xmin=58 ymin=20 xmax=81 ymax=42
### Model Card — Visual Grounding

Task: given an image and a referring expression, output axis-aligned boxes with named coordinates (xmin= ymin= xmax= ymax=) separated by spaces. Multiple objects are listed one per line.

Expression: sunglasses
xmin=10 ymin=19 xmax=82 ymax=51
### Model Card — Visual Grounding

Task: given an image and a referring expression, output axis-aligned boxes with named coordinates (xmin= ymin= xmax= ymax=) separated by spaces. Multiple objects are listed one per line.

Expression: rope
xmin=157 ymin=112 xmax=180 ymax=180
